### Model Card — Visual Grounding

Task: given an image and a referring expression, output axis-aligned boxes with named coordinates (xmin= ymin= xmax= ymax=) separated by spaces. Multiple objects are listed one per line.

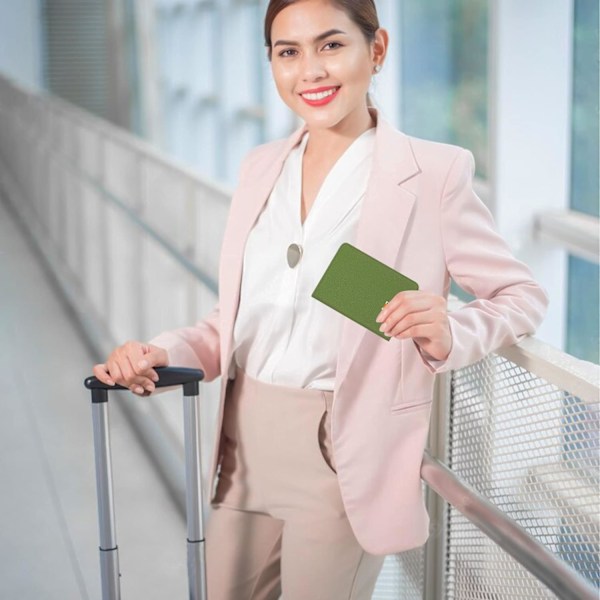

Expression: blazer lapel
xmin=335 ymin=110 xmax=421 ymax=387
xmin=221 ymin=108 xmax=421 ymax=383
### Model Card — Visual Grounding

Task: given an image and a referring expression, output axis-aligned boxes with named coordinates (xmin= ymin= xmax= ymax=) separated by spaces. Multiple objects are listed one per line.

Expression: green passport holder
xmin=311 ymin=242 xmax=419 ymax=341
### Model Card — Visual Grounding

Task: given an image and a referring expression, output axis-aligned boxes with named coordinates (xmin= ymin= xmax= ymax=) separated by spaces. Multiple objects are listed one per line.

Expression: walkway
xmin=0 ymin=197 xmax=188 ymax=599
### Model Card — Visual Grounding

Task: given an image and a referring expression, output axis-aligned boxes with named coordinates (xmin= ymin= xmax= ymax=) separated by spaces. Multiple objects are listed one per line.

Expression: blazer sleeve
xmin=147 ymin=301 xmax=221 ymax=382
xmin=414 ymin=148 xmax=549 ymax=374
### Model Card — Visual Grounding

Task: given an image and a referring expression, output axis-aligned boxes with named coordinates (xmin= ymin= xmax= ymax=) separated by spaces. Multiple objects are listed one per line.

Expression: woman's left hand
xmin=375 ymin=290 xmax=453 ymax=361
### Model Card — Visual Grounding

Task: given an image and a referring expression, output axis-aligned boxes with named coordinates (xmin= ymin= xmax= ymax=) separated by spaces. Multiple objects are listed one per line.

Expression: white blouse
xmin=232 ymin=127 xmax=376 ymax=390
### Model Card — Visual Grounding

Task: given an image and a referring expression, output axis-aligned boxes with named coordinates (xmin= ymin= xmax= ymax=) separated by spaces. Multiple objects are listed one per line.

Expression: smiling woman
xmin=93 ymin=0 xmax=549 ymax=597
xmin=264 ymin=0 xmax=387 ymax=145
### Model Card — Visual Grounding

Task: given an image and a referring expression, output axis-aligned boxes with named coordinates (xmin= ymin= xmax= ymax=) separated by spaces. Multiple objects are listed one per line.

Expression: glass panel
xmin=568 ymin=0 xmax=599 ymax=364
xmin=570 ymin=0 xmax=599 ymax=219
xmin=123 ymin=0 xmax=143 ymax=136
xmin=400 ymin=0 xmax=489 ymax=179
xmin=567 ymin=254 xmax=599 ymax=364
xmin=451 ymin=279 xmax=475 ymax=304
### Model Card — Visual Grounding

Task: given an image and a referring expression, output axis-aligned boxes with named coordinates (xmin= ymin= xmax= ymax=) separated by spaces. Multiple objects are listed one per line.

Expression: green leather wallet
xmin=311 ymin=242 xmax=419 ymax=341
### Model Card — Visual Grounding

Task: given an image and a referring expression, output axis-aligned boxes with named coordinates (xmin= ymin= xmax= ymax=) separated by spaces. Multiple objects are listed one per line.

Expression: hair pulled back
xmin=264 ymin=0 xmax=380 ymax=62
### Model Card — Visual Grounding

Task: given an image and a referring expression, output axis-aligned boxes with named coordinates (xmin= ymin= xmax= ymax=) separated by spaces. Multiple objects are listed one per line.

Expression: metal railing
xmin=1 ymin=74 xmax=598 ymax=599
xmin=430 ymin=342 xmax=598 ymax=600
xmin=422 ymin=453 xmax=596 ymax=600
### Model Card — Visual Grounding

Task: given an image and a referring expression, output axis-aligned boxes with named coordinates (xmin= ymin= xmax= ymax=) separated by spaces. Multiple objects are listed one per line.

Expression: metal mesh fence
xmin=445 ymin=353 xmax=600 ymax=598
xmin=373 ymin=546 xmax=425 ymax=599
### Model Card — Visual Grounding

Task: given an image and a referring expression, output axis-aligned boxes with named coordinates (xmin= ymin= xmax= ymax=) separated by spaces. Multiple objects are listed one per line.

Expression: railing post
xmin=423 ymin=369 xmax=452 ymax=600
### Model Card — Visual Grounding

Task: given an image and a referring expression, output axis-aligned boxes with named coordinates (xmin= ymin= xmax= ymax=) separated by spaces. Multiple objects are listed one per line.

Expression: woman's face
xmin=269 ymin=0 xmax=377 ymax=133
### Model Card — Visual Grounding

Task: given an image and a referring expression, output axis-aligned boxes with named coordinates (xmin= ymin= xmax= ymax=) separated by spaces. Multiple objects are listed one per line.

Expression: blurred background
xmin=1 ymin=0 xmax=598 ymax=359
xmin=0 ymin=1 xmax=598 ymax=599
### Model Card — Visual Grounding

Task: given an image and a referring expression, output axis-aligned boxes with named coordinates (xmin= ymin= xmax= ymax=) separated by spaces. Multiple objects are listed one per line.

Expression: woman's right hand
xmin=92 ymin=341 xmax=169 ymax=396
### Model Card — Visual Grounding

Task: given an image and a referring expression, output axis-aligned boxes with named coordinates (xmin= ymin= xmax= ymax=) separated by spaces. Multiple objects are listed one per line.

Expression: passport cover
xmin=311 ymin=242 xmax=419 ymax=341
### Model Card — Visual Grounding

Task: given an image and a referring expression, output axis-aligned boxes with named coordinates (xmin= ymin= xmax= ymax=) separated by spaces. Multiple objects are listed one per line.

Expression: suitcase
xmin=85 ymin=367 xmax=207 ymax=600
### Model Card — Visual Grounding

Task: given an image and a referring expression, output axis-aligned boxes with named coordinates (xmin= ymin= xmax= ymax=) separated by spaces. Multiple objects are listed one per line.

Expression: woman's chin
xmin=298 ymin=110 xmax=344 ymax=130
xmin=286 ymin=98 xmax=337 ymax=125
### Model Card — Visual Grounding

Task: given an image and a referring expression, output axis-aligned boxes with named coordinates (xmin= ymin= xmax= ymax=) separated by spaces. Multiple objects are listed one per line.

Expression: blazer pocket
xmin=390 ymin=397 xmax=432 ymax=415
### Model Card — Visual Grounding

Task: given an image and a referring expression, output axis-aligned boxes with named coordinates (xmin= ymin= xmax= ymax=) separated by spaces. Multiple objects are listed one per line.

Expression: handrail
xmin=33 ymin=80 xmax=233 ymax=198
xmin=16 ymin=109 xmax=221 ymax=295
xmin=496 ymin=335 xmax=599 ymax=406
xmin=421 ymin=453 xmax=598 ymax=600
xmin=535 ymin=209 xmax=599 ymax=265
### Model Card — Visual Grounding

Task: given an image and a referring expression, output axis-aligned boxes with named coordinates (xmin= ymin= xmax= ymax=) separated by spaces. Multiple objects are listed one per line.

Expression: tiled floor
xmin=0 ymin=198 xmax=189 ymax=599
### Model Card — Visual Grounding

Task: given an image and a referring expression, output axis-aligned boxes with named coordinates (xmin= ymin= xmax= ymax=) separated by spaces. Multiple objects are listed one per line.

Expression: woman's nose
xmin=300 ymin=51 xmax=327 ymax=81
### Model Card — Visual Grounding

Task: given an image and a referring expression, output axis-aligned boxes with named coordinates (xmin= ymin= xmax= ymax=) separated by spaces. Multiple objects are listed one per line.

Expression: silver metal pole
xmin=86 ymin=368 xmax=205 ymax=598
xmin=182 ymin=391 xmax=208 ymax=600
xmin=91 ymin=398 xmax=121 ymax=600
xmin=423 ymin=371 xmax=452 ymax=600
xmin=421 ymin=453 xmax=598 ymax=600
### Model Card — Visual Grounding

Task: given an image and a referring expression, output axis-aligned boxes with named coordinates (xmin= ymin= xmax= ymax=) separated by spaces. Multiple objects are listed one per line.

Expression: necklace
xmin=287 ymin=243 xmax=303 ymax=268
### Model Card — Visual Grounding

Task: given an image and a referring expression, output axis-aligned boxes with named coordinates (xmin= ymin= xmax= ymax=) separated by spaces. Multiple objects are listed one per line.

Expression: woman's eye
xmin=277 ymin=42 xmax=341 ymax=57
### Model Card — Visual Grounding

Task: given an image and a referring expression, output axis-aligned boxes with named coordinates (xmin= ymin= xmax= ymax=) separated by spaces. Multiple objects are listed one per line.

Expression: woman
xmin=93 ymin=0 xmax=549 ymax=598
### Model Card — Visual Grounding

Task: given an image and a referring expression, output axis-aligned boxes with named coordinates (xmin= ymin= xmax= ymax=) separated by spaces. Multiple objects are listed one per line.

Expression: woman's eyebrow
xmin=273 ymin=29 xmax=347 ymax=48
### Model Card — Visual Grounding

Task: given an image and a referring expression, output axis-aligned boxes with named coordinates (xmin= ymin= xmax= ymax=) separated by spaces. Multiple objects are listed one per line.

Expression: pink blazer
xmin=150 ymin=107 xmax=549 ymax=555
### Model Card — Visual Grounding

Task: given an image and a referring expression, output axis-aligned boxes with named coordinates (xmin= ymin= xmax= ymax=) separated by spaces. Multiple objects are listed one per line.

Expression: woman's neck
xmin=304 ymin=107 xmax=376 ymax=161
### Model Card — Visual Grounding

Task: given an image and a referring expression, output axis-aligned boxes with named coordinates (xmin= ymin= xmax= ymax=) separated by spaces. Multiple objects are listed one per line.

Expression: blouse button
xmin=287 ymin=243 xmax=303 ymax=268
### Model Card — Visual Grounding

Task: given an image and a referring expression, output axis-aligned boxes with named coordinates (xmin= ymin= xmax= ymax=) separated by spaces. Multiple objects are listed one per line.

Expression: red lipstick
xmin=299 ymin=86 xmax=340 ymax=107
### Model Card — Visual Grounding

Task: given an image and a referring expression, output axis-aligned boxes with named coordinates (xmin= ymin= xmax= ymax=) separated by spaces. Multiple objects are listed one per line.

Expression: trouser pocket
xmin=317 ymin=393 xmax=337 ymax=474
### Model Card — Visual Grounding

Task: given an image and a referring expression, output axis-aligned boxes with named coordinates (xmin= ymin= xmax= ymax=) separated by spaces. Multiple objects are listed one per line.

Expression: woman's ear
xmin=372 ymin=28 xmax=389 ymax=66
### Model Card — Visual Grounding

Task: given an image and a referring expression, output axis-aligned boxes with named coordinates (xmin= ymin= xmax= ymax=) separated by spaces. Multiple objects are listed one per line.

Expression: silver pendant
xmin=287 ymin=243 xmax=303 ymax=268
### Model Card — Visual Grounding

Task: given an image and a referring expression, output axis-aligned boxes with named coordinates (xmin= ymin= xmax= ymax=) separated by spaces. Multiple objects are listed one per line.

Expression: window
xmin=400 ymin=0 xmax=488 ymax=306
xmin=400 ymin=0 xmax=489 ymax=179
xmin=568 ymin=0 xmax=599 ymax=364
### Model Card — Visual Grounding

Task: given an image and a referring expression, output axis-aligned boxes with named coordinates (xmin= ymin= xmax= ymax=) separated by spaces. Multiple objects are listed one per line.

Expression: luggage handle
xmin=85 ymin=367 xmax=207 ymax=600
xmin=85 ymin=366 xmax=203 ymax=397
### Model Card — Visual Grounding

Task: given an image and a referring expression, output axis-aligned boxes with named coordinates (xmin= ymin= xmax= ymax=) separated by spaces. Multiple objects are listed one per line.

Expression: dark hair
xmin=264 ymin=0 xmax=380 ymax=61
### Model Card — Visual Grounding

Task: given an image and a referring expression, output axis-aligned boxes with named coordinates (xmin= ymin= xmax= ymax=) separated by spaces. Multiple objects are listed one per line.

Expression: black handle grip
xmin=85 ymin=367 xmax=205 ymax=402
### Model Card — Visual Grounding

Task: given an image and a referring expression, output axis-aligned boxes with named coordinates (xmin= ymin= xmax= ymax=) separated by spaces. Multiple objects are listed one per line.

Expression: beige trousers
xmin=205 ymin=366 xmax=385 ymax=600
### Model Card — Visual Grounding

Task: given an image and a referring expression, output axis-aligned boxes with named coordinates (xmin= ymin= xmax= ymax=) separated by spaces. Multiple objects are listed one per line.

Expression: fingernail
xmin=145 ymin=385 xmax=154 ymax=393
xmin=376 ymin=302 xmax=389 ymax=322
xmin=135 ymin=386 xmax=144 ymax=394
xmin=379 ymin=323 xmax=387 ymax=332
xmin=107 ymin=379 xmax=115 ymax=386
xmin=151 ymin=374 xmax=159 ymax=382
xmin=138 ymin=360 xmax=148 ymax=369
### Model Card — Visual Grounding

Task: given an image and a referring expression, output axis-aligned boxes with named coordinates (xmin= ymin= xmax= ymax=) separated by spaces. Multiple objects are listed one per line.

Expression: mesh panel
xmin=446 ymin=353 xmax=600 ymax=597
xmin=373 ymin=547 xmax=425 ymax=599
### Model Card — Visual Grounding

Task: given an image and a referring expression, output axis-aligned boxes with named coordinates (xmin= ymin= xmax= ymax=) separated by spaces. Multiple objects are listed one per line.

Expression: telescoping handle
xmin=84 ymin=367 xmax=206 ymax=600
